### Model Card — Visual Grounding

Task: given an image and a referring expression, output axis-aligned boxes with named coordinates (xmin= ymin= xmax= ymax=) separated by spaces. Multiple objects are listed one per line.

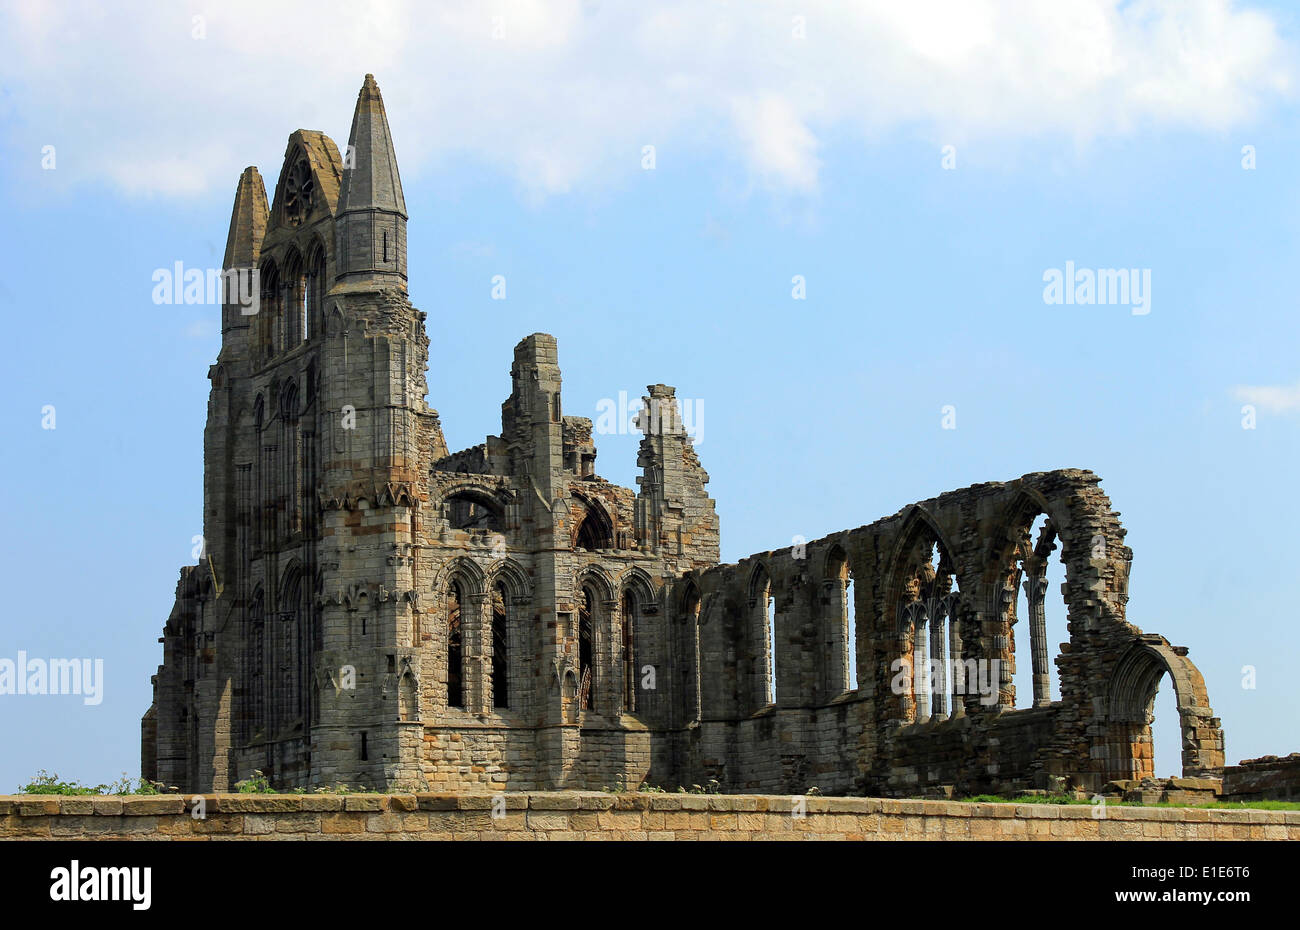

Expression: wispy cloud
xmin=1233 ymin=380 xmax=1300 ymax=414
xmin=1 ymin=0 xmax=1292 ymax=199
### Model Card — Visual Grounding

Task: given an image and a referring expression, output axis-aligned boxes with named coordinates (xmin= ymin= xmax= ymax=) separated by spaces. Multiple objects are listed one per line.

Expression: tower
xmin=310 ymin=73 xmax=445 ymax=788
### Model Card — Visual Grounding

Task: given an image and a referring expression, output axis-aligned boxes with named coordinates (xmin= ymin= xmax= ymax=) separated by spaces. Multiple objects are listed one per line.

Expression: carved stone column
xmin=948 ymin=602 xmax=965 ymax=718
xmin=914 ymin=613 xmax=929 ymax=723
xmin=928 ymin=598 xmax=947 ymax=718
xmin=1024 ymin=565 xmax=1051 ymax=707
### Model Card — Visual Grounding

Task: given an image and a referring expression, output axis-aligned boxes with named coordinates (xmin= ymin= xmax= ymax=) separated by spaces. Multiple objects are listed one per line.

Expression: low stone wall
xmin=2 ymin=793 xmax=1297 ymax=840
xmin=1223 ymin=755 xmax=1300 ymax=801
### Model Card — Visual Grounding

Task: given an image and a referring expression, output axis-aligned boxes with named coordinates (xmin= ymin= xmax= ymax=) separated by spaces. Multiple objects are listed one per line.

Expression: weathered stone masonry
xmin=143 ymin=75 xmax=1226 ymax=798
xmin=8 ymin=794 xmax=1298 ymax=842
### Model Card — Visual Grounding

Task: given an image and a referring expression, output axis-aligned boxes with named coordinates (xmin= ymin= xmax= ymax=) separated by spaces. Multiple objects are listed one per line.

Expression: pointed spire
xmin=337 ymin=74 xmax=406 ymax=219
xmin=222 ymin=166 xmax=269 ymax=269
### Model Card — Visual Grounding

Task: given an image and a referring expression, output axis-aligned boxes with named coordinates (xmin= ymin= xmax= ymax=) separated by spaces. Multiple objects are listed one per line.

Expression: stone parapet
xmin=2 ymin=793 xmax=1295 ymax=841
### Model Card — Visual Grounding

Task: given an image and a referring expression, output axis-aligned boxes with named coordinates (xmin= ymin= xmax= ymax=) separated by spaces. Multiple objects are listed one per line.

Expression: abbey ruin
xmin=142 ymin=75 xmax=1229 ymax=798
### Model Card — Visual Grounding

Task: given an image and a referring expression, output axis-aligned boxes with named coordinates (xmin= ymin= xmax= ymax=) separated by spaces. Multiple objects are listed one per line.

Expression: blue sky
xmin=1 ymin=0 xmax=1297 ymax=790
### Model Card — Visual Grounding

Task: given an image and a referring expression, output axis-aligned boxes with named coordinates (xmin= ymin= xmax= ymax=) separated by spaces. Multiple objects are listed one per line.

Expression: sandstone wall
xmin=3 ymin=793 xmax=1295 ymax=841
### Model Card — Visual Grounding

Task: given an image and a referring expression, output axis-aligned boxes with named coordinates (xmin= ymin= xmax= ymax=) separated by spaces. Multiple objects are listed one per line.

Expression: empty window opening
xmin=579 ymin=586 xmax=595 ymax=711
xmin=446 ymin=492 xmax=503 ymax=532
xmin=491 ymin=582 xmax=509 ymax=709
xmin=1011 ymin=513 xmax=1067 ymax=709
xmin=898 ymin=539 xmax=961 ymax=723
xmin=846 ymin=574 xmax=858 ymax=691
xmin=572 ymin=500 xmax=613 ymax=550
xmin=622 ymin=591 xmax=636 ymax=713
xmin=766 ymin=589 xmax=776 ymax=705
xmin=447 ymin=581 xmax=464 ymax=709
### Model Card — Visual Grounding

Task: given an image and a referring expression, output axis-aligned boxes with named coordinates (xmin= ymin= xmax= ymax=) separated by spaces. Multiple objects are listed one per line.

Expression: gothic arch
xmin=575 ymin=565 xmax=616 ymax=604
xmin=618 ymin=566 xmax=657 ymax=609
xmin=985 ymin=489 xmax=1087 ymax=712
xmin=678 ymin=574 xmax=702 ymax=621
xmin=280 ymin=379 xmax=300 ymax=421
xmin=823 ymin=542 xmax=856 ymax=694
xmin=304 ymin=237 xmax=328 ymax=340
xmin=327 ymin=303 xmax=346 ymax=337
xmin=884 ymin=505 xmax=961 ymax=612
xmin=1104 ymin=640 xmax=1222 ymax=781
xmin=430 ymin=556 xmax=487 ymax=599
xmin=821 ymin=540 xmax=850 ymax=581
xmin=985 ymin=489 xmax=1066 ymax=581
xmin=256 ymin=259 xmax=280 ymax=358
xmin=747 ymin=561 xmax=773 ymax=604
xmin=745 ymin=561 xmax=775 ymax=711
xmin=886 ymin=506 xmax=963 ymax=723
xmin=570 ymin=493 xmax=614 ymax=550
xmin=281 ymin=246 xmax=305 ymax=346
xmin=440 ymin=486 xmax=505 ymax=532
xmin=485 ymin=558 xmax=532 ymax=602
xmin=278 ymin=559 xmax=305 ymax=600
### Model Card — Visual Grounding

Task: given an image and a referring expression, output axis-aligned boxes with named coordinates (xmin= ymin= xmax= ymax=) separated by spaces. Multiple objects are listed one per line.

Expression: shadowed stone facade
xmin=143 ymin=75 xmax=1225 ymax=797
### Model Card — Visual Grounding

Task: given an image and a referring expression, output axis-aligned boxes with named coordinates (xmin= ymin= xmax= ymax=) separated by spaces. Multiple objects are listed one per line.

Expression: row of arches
xmin=890 ymin=505 xmax=1069 ymax=722
xmin=724 ymin=490 xmax=1205 ymax=783
xmin=737 ymin=548 xmax=859 ymax=716
xmin=438 ymin=487 xmax=616 ymax=551
xmin=429 ymin=561 xmax=659 ymax=721
xmin=255 ymin=244 xmax=327 ymax=361
xmin=237 ymin=561 xmax=320 ymax=745
xmin=250 ymin=365 xmax=318 ymax=550
xmin=723 ymin=499 xmax=1074 ymax=722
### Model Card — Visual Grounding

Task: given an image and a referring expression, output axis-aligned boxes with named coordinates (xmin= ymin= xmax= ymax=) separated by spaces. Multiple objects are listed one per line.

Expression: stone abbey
xmin=142 ymin=75 xmax=1227 ymax=797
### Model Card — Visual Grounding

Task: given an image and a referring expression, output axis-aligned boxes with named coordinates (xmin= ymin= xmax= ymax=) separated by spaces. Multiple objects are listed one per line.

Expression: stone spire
xmin=220 ymin=166 xmax=268 ymax=346
xmin=337 ymin=74 xmax=406 ymax=218
xmin=222 ymin=166 xmax=268 ymax=270
xmin=335 ymin=74 xmax=408 ymax=286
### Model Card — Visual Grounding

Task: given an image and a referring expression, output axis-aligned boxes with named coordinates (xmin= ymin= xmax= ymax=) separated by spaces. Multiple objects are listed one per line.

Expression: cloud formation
xmin=1 ymin=0 xmax=1292 ymax=198
xmin=1233 ymin=380 xmax=1300 ymax=414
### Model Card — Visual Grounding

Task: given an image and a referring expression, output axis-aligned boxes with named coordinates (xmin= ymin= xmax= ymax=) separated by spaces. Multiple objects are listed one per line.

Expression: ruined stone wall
xmin=685 ymin=469 xmax=1224 ymax=797
xmin=1223 ymin=755 xmax=1300 ymax=801
xmin=144 ymin=75 xmax=1226 ymax=801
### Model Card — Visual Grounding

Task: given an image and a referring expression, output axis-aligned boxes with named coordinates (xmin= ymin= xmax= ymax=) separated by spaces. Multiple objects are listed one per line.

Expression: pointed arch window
xmin=491 ymin=582 xmax=509 ymax=709
xmin=578 ymin=586 xmax=596 ymax=711
xmin=447 ymin=581 xmax=464 ymax=709
xmin=897 ymin=539 xmax=963 ymax=723
xmin=621 ymin=590 xmax=637 ymax=713
xmin=749 ymin=565 xmax=775 ymax=711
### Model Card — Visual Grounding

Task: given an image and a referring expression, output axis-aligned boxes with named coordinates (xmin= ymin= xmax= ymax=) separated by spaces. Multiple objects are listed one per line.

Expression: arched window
xmin=282 ymin=250 xmax=304 ymax=346
xmin=681 ymin=581 xmax=702 ymax=722
xmin=248 ymin=588 xmax=265 ymax=743
xmin=749 ymin=565 xmax=774 ymax=710
xmin=572 ymin=496 xmax=613 ymax=550
xmin=896 ymin=536 xmax=962 ymax=723
xmin=491 ymin=582 xmax=508 ymax=709
xmin=278 ymin=565 xmax=304 ymax=728
xmin=578 ymin=586 xmax=596 ymax=711
xmin=445 ymin=491 xmax=503 ymax=531
xmin=826 ymin=547 xmax=858 ymax=693
xmin=305 ymin=245 xmax=325 ymax=341
xmin=447 ymin=580 xmax=464 ymax=709
xmin=1010 ymin=512 xmax=1067 ymax=709
xmin=257 ymin=262 xmax=279 ymax=360
xmin=621 ymin=590 xmax=637 ymax=712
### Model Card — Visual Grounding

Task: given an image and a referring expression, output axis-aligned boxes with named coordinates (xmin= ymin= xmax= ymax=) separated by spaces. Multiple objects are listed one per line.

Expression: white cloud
xmin=1233 ymin=380 xmax=1300 ymax=414
xmin=0 ymin=0 xmax=1292 ymax=199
